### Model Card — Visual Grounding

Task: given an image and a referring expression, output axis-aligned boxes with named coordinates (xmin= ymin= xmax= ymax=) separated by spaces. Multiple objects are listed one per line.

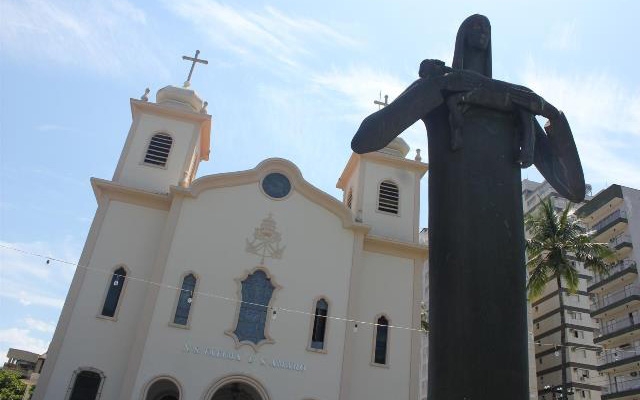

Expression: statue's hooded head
xmin=452 ymin=14 xmax=492 ymax=78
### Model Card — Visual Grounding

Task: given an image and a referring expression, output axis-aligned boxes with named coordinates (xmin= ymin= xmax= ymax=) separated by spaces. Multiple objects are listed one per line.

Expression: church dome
xmin=380 ymin=137 xmax=410 ymax=158
xmin=156 ymin=85 xmax=204 ymax=113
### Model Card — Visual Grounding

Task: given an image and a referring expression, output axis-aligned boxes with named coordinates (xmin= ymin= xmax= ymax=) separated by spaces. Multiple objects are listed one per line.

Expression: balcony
xmin=611 ymin=234 xmax=634 ymax=252
xmin=602 ymin=377 xmax=640 ymax=399
xmin=593 ymin=209 xmax=628 ymax=238
xmin=594 ymin=318 xmax=640 ymax=344
xmin=591 ymin=285 xmax=640 ymax=317
xmin=599 ymin=345 xmax=640 ymax=369
xmin=576 ymin=184 xmax=623 ymax=219
xmin=589 ymin=260 xmax=638 ymax=291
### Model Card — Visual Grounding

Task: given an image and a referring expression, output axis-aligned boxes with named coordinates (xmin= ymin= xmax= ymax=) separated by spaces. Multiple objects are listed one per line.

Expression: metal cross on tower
xmin=182 ymin=50 xmax=208 ymax=88
xmin=374 ymin=93 xmax=389 ymax=109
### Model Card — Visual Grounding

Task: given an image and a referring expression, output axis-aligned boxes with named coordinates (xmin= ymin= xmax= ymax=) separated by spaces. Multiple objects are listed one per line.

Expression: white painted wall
xmin=130 ymin=183 xmax=358 ymax=399
xmin=346 ymin=251 xmax=414 ymax=400
xmin=43 ymin=201 xmax=167 ymax=399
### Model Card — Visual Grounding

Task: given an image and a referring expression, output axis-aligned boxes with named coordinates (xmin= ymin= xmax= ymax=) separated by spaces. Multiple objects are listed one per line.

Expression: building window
xmin=347 ymin=188 xmax=353 ymax=209
xmin=373 ymin=315 xmax=389 ymax=365
xmin=144 ymin=133 xmax=173 ymax=167
xmin=173 ymin=273 xmax=196 ymax=326
xmin=310 ymin=298 xmax=329 ymax=350
xmin=233 ymin=270 xmax=275 ymax=346
xmin=101 ymin=267 xmax=126 ymax=318
xmin=68 ymin=368 xmax=104 ymax=400
xmin=378 ymin=180 xmax=399 ymax=214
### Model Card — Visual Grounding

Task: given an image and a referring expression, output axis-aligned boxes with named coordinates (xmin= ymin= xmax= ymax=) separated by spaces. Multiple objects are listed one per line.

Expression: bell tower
xmin=337 ymin=137 xmax=428 ymax=243
xmin=111 ymin=85 xmax=211 ymax=194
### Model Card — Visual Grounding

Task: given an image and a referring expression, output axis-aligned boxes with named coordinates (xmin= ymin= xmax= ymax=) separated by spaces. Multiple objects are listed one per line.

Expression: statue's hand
xmin=442 ymin=71 xmax=487 ymax=93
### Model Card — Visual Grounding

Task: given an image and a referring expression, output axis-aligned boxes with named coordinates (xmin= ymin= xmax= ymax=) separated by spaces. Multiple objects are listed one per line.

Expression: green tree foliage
xmin=0 ymin=369 xmax=27 ymax=400
xmin=526 ymin=198 xmax=611 ymax=298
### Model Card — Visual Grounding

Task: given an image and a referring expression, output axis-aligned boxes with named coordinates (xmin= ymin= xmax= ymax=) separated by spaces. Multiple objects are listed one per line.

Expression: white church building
xmin=33 ymin=81 xmax=428 ymax=400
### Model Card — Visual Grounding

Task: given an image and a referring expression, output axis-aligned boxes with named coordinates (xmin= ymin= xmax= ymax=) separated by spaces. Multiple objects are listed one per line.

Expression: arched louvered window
xmin=68 ymin=369 xmax=104 ymax=400
xmin=310 ymin=298 xmax=329 ymax=350
xmin=346 ymin=188 xmax=353 ymax=209
xmin=378 ymin=180 xmax=399 ymax=214
xmin=101 ymin=267 xmax=126 ymax=318
xmin=174 ymin=273 xmax=196 ymax=326
xmin=373 ymin=315 xmax=389 ymax=365
xmin=144 ymin=133 xmax=173 ymax=167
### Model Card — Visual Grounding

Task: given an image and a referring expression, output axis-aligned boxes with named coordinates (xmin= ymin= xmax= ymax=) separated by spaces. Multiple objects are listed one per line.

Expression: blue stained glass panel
xmin=234 ymin=270 xmax=275 ymax=345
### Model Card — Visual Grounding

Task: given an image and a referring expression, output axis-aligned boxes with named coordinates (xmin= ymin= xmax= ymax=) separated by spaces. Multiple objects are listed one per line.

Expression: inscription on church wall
xmin=182 ymin=343 xmax=306 ymax=373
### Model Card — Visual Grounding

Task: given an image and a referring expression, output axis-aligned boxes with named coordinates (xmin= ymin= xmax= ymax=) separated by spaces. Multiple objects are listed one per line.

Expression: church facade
xmin=33 ymin=83 xmax=428 ymax=400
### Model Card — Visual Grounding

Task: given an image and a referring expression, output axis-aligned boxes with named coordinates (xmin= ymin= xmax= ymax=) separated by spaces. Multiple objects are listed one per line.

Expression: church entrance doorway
xmin=210 ymin=382 xmax=264 ymax=400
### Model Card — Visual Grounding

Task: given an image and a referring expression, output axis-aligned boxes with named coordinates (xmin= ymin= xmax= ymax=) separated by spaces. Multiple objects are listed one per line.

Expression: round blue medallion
xmin=261 ymin=173 xmax=291 ymax=199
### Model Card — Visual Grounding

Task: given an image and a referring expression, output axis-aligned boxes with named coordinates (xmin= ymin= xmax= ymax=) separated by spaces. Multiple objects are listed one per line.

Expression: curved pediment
xmin=172 ymin=158 xmax=369 ymax=232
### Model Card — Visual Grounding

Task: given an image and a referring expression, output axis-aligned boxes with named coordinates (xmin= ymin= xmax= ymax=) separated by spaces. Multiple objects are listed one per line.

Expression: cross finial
xmin=374 ymin=93 xmax=389 ymax=109
xmin=182 ymin=50 xmax=209 ymax=88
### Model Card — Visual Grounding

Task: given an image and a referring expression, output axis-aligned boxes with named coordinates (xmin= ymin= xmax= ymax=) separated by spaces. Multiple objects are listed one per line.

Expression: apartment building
xmin=523 ymin=180 xmax=601 ymax=400
xmin=578 ymin=184 xmax=640 ymax=400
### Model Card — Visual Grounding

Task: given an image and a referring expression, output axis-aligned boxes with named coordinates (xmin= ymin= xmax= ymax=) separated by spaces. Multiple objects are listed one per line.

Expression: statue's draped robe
xmin=426 ymin=105 xmax=529 ymax=400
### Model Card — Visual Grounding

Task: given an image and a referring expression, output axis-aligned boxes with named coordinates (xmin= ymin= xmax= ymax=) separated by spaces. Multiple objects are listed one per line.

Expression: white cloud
xmin=0 ymin=0 xmax=167 ymax=76
xmin=165 ymin=0 xmax=358 ymax=72
xmin=521 ymin=60 xmax=640 ymax=189
xmin=0 ymin=240 xmax=78 ymax=309
xmin=24 ymin=318 xmax=56 ymax=334
xmin=35 ymin=124 xmax=73 ymax=133
xmin=311 ymin=65 xmax=427 ymax=155
xmin=545 ymin=20 xmax=579 ymax=51
xmin=312 ymin=66 xmax=409 ymax=118
xmin=0 ymin=328 xmax=49 ymax=363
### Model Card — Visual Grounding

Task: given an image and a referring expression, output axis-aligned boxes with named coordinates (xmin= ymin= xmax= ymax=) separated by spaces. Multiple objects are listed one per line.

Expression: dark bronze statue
xmin=351 ymin=14 xmax=585 ymax=399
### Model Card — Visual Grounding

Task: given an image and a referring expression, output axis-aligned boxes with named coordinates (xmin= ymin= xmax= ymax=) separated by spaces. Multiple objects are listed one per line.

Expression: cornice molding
xmin=363 ymin=234 xmax=428 ymax=259
xmin=336 ymin=152 xmax=429 ymax=190
xmin=173 ymin=158 xmax=370 ymax=232
xmin=91 ymin=178 xmax=171 ymax=211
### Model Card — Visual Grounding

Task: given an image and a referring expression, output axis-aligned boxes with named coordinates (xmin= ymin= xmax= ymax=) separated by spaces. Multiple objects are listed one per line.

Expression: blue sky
xmin=1 ymin=0 xmax=639 ymax=360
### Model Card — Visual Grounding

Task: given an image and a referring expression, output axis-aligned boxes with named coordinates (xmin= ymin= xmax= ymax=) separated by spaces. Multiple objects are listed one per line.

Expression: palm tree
xmin=526 ymin=198 xmax=612 ymax=399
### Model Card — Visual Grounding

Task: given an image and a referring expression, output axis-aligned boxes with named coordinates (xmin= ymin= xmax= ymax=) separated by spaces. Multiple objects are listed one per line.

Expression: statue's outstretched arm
xmin=533 ymin=113 xmax=586 ymax=202
xmin=351 ymin=77 xmax=445 ymax=154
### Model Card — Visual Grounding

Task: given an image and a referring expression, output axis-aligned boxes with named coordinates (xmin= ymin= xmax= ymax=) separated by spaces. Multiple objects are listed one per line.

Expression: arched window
xmin=310 ymin=298 xmax=329 ymax=350
xmin=378 ymin=180 xmax=399 ymax=214
xmin=67 ymin=368 xmax=104 ymax=400
xmin=233 ymin=270 xmax=275 ymax=346
xmin=101 ymin=267 xmax=126 ymax=318
xmin=144 ymin=376 xmax=181 ymax=400
xmin=144 ymin=133 xmax=173 ymax=167
xmin=173 ymin=274 xmax=196 ymax=326
xmin=373 ymin=315 xmax=389 ymax=365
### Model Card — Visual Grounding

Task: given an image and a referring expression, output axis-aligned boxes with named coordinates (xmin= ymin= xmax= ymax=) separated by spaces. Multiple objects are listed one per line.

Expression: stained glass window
xmin=234 ymin=270 xmax=275 ymax=345
xmin=174 ymin=274 xmax=196 ymax=325
xmin=101 ymin=267 xmax=126 ymax=317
